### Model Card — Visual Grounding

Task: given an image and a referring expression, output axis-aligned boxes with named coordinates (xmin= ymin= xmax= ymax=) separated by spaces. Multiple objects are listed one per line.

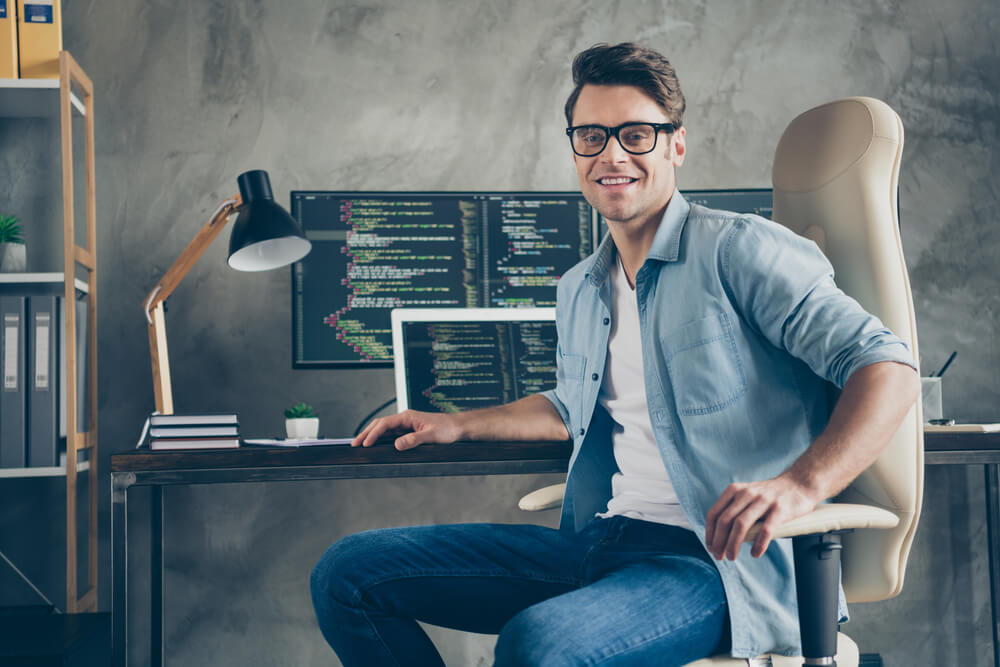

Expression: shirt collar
xmin=586 ymin=190 xmax=690 ymax=286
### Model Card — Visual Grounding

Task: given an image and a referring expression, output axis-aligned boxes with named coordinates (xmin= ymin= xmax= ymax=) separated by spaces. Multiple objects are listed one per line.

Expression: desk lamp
xmin=142 ymin=170 xmax=311 ymax=414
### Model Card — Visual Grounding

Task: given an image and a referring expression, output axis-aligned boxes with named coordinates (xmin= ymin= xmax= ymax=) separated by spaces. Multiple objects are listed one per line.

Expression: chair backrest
xmin=772 ymin=97 xmax=922 ymax=602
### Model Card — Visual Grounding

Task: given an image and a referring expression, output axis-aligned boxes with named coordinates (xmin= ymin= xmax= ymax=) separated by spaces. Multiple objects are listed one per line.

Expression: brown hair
xmin=564 ymin=42 xmax=686 ymax=127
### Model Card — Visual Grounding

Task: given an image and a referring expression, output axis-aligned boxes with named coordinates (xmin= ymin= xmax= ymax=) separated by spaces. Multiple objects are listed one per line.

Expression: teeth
xmin=600 ymin=177 xmax=634 ymax=185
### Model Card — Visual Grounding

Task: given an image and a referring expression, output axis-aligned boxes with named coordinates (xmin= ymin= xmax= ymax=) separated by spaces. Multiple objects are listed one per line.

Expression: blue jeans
xmin=310 ymin=516 xmax=729 ymax=666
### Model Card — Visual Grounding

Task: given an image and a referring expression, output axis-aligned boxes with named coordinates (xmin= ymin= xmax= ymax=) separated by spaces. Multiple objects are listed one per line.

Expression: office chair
xmin=519 ymin=97 xmax=922 ymax=667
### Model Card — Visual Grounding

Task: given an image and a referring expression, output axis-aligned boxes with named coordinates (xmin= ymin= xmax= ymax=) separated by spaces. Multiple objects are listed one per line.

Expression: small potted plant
xmin=0 ymin=215 xmax=26 ymax=272
xmin=284 ymin=402 xmax=319 ymax=439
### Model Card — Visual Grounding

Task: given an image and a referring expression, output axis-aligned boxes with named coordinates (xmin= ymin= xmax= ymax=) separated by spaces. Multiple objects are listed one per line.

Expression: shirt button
xmin=578 ymin=428 xmax=585 ymax=436
xmin=603 ymin=317 xmax=610 ymax=325
xmin=591 ymin=373 xmax=599 ymax=381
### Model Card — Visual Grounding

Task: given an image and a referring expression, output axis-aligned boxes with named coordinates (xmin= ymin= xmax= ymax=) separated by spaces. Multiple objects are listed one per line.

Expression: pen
xmin=934 ymin=350 xmax=957 ymax=378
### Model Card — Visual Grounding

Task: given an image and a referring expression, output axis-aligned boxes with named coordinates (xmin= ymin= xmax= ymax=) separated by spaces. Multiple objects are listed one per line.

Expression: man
xmin=311 ymin=43 xmax=920 ymax=666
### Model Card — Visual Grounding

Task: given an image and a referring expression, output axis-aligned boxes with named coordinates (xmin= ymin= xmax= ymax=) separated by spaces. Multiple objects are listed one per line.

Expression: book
xmin=149 ymin=425 xmax=239 ymax=438
xmin=136 ymin=412 xmax=241 ymax=449
xmin=149 ymin=437 xmax=240 ymax=450
xmin=149 ymin=413 xmax=238 ymax=427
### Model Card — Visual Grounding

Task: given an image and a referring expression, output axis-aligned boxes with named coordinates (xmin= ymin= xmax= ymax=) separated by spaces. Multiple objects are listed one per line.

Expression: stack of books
xmin=139 ymin=413 xmax=240 ymax=450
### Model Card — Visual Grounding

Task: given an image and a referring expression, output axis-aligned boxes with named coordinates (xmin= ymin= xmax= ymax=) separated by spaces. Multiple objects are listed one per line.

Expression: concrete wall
xmin=1 ymin=1 xmax=998 ymax=665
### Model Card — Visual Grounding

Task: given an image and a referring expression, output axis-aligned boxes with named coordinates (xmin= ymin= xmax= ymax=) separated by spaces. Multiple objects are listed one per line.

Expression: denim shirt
xmin=540 ymin=191 xmax=916 ymax=659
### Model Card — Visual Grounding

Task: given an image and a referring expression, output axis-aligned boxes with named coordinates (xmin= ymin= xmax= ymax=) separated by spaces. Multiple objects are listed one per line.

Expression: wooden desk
xmin=110 ymin=441 xmax=573 ymax=667
xmin=110 ymin=432 xmax=1000 ymax=667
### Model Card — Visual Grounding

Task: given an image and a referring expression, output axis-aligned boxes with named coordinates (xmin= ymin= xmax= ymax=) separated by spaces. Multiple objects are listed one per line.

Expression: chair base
xmin=683 ymin=631 xmax=858 ymax=667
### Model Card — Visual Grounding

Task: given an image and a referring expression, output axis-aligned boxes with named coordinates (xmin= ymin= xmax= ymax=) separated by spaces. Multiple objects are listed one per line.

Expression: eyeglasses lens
xmin=571 ymin=124 xmax=658 ymax=156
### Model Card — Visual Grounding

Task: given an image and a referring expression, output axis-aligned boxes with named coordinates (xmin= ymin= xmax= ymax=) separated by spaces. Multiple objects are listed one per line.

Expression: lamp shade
xmin=227 ymin=170 xmax=312 ymax=271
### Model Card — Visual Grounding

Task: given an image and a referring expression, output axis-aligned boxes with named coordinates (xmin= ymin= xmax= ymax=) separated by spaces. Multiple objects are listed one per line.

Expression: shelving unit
xmin=0 ymin=52 xmax=99 ymax=614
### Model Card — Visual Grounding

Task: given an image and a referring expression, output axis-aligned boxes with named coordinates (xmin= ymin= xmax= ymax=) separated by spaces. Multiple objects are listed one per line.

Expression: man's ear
xmin=671 ymin=127 xmax=687 ymax=167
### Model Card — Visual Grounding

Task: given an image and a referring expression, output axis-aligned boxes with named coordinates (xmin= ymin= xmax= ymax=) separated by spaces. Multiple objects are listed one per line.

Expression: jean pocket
xmin=663 ymin=312 xmax=747 ymax=415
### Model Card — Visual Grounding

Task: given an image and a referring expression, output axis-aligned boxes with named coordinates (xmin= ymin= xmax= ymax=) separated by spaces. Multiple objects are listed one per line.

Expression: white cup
xmin=921 ymin=377 xmax=943 ymax=422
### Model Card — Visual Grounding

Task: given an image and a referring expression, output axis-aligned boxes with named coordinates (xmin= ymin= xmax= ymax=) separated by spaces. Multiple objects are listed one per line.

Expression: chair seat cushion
xmin=683 ymin=631 xmax=859 ymax=666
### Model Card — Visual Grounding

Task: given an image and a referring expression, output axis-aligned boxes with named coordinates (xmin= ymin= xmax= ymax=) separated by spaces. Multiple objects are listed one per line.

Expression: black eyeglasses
xmin=566 ymin=122 xmax=678 ymax=157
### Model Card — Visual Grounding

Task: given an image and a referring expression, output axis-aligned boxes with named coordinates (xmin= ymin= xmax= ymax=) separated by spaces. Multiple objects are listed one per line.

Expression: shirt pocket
xmin=662 ymin=312 xmax=747 ymax=415
xmin=558 ymin=352 xmax=587 ymax=434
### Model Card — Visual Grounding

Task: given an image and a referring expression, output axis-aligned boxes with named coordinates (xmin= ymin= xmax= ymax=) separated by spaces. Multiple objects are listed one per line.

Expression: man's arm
xmin=704 ymin=360 xmax=920 ymax=560
xmin=352 ymin=393 xmax=571 ymax=450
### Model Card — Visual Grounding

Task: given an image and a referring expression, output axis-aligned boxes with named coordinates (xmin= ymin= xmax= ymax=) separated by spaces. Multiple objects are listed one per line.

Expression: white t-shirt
xmin=595 ymin=256 xmax=691 ymax=529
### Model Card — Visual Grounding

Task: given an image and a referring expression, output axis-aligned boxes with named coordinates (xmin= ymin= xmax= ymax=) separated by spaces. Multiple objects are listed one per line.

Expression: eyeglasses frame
xmin=565 ymin=121 xmax=680 ymax=157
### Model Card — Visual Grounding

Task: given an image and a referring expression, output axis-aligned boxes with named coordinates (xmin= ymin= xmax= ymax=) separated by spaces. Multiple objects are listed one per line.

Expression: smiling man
xmin=310 ymin=43 xmax=920 ymax=666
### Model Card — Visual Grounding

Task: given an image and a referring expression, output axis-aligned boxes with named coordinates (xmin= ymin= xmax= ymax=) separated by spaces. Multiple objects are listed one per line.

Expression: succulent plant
xmin=284 ymin=402 xmax=317 ymax=419
xmin=0 ymin=215 xmax=24 ymax=244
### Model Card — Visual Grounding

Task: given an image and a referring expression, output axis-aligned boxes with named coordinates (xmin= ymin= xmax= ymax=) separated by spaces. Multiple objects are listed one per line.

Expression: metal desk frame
xmin=923 ymin=433 xmax=1000 ymax=667
xmin=112 ymin=433 xmax=1000 ymax=667
xmin=111 ymin=441 xmax=572 ymax=667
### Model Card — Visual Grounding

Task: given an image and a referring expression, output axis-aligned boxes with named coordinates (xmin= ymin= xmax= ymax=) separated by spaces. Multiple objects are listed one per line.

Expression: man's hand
xmin=704 ymin=475 xmax=820 ymax=560
xmin=352 ymin=410 xmax=464 ymax=451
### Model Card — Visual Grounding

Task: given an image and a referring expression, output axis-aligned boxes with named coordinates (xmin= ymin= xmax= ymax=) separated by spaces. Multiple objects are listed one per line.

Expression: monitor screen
xmin=291 ymin=192 xmax=593 ymax=367
xmin=681 ymin=188 xmax=773 ymax=219
xmin=391 ymin=308 xmax=557 ymax=413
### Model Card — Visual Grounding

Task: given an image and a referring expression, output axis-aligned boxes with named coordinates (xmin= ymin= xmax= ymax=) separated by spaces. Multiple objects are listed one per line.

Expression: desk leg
xmin=152 ymin=486 xmax=164 ymax=667
xmin=987 ymin=464 xmax=1000 ymax=667
xmin=112 ymin=473 xmax=129 ymax=667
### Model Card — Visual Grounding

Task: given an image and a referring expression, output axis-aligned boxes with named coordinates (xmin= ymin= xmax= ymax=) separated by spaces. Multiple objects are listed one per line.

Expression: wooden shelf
xmin=0 ymin=460 xmax=90 ymax=479
xmin=0 ymin=273 xmax=89 ymax=295
xmin=0 ymin=53 xmax=99 ymax=614
xmin=0 ymin=78 xmax=85 ymax=117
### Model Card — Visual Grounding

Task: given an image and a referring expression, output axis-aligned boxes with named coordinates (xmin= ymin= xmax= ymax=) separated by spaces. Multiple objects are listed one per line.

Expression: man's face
xmin=570 ymin=84 xmax=686 ymax=228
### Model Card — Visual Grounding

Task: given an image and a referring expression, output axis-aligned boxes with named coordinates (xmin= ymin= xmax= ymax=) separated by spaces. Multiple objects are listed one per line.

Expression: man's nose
xmin=600 ymin=135 xmax=629 ymax=163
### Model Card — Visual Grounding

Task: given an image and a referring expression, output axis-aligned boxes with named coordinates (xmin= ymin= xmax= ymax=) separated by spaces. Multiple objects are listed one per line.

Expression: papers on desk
xmin=243 ymin=438 xmax=355 ymax=447
xmin=924 ymin=423 xmax=1000 ymax=433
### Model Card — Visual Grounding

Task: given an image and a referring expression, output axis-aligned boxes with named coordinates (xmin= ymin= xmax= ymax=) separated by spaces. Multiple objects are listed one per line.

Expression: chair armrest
xmin=518 ymin=483 xmax=566 ymax=511
xmin=745 ymin=503 xmax=899 ymax=542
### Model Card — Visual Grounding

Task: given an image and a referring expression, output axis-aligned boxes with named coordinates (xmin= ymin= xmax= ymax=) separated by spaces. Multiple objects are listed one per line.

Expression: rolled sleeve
xmin=721 ymin=217 xmax=916 ymax=388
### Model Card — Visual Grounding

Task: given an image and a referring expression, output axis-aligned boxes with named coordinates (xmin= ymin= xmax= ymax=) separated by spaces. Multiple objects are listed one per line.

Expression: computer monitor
xmin=681 ymin=188 xmax=773 ymax=219
xmin=291 ymin=192 xmax=593 ymax=367
xmin=391 ymin=308 xmax=557 ymax=413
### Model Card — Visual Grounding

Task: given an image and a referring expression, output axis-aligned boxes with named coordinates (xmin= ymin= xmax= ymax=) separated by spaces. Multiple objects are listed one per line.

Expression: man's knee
xmin=310 ymin=530 xmax=385 ymax=606
xmin=494 ymin=606 xmax=573 ymax=667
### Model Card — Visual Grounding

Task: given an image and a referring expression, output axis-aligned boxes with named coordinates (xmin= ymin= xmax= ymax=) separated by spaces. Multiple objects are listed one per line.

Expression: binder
xmin=27 ymin=294 xmax=57 ymax=466
xmin=16 ymin=0 xmax=60 ymax=79
xmin=58 ymin=295 xmax=88 ymax=439
xmin=0 ymin=0 xmax=18 ymax=78
xmin=1 ymin=295 xmax=27 ymax=468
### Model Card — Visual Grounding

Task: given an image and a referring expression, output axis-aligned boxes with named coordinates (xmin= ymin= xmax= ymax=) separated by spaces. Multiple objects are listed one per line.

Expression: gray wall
xmin=1 ymin=1 xmax=998 ymax=665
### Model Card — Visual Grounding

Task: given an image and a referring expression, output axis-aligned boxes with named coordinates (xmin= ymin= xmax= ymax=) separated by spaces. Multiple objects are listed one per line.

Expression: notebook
xmin=391 ymin=308 xmax=558 ymax=413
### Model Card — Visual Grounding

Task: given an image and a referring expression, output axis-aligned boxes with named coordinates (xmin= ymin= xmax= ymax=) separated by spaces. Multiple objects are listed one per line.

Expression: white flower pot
xmin=285 ymin=417 xmax=319 ymax=440
xmin=0 ymin=243 xmax=26 ymax=272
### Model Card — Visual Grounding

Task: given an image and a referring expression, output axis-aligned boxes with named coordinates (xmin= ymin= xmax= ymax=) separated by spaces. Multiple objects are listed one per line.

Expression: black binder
xmin=27 ymin=295 xmax=58 ymax=467
xmin=1 ymin=295 xmax=27 ymax=468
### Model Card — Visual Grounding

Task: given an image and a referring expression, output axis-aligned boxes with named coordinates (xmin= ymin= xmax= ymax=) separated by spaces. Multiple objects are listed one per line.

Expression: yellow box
xmin=0 ymin=0 xmax=18 ymax=78
xmin=17 ymin=0 xmax=60 ymax=79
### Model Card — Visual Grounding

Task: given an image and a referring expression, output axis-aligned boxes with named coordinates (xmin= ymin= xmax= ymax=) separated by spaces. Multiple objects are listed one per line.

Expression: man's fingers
xmin=705 ymin=484 xmax=740 ymax=546
xmin=710 ymin=492 xmax=754 ymax=557
xmin=723 ymin=498 xmax=770 ymax=560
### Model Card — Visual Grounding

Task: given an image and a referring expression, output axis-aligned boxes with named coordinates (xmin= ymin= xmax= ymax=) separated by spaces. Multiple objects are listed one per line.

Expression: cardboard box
xmin=17 ymin=0 xmax=60 ymax=79
xmin=0 ymin=0 xmax=18 ymax=78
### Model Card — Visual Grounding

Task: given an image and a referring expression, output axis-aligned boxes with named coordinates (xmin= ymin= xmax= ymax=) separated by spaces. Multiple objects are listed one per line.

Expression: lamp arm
xmin=143 ymin=193 xmax=242 ymax=414
xmin=142 ymin=194 xmax=243 ymax=321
